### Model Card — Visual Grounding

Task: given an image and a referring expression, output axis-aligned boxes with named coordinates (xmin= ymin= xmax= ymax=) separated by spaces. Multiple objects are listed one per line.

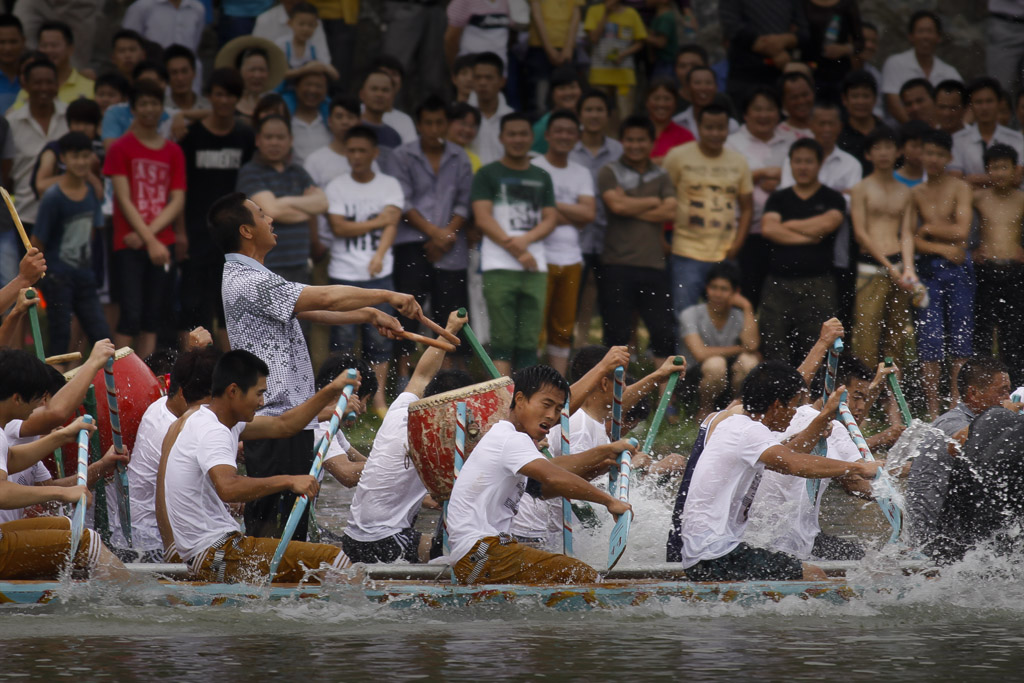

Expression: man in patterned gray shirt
xmin=208 ymin=192 xmax=421 ymax=540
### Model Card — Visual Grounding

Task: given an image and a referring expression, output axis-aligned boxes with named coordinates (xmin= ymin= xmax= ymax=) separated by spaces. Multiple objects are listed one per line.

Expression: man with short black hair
xmin=110 ymin=29 xmax=146 ymax=82
xmin=359 ymin=70 xmax=403 ymax=151
xmin=287 ymin=69 xmax=331 ymax=163
xmin=207 ymin=191 xmax=419 ymax=540
xmin=838 ymin=70 xmax=882 ymax=174
xmin=898 ymin=78 xmax=938 ymax=127
xmin=472 ymin=112 xmax=558 ymax=376
xmin=881 ymin=10 xmax=962 ymax=123
xmin=388 ymin=96 xmax=474 ymax=379
xmin=951 ymin=77 xmax=1024 ymax=188
xmin=163 ymin=44 xmax=206 ymax=112
xmin=761 ymin=138 xmax=847 ymax=365
xmin=468 ymin=52 xmax=514 ymax=166
xmin=0 ymin=14 xmax=25 ymax=113
xmin=935 ymin=79 xmax=967 ymax=137
xmin=10 ymin=20 xmax=92 ymax=109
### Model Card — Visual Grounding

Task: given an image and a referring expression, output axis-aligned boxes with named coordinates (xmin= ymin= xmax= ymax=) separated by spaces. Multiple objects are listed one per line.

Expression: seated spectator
xmin=235 ymin=113 xmax=326 ymax=281
xmin=467 ymin=52 xmax=513 ymax=165
xmin=899 ymin=77 xmax=938 ymax=127
xmin=760 ymin=138 xmax=846 ymax=366
xmin=672 ymin=66 xmax=739 ymax=140
xmin=727 ymin=87 xmax=796 ymax=307
xmin=164 ymin=44 xmax=208 ymax=113
xmin=880 ymin=10 xmax=961 ymax=123
xmin=283 ymin=69 xmax=330 ymax=163
xmin=103 ymin=78 xmax=185 ymax=360
xmin=93 ymin=71 xmax=130 ymax=114
xmin=598 ymin=115 xmax=677 ymax=366
xmin=645 ymin=79 xmax=694 ymax=165
xmin=0 ymin=14 xmax=25 ymax=114
xmin=935 ymin=79 xmax=967 ymax=137
xmin=358 ymin=69 xmax=403 ymax=150
xmin=32 ymin=98 xmax=103 ymax=201
xmin=110 ymin=29 xmax=146 ymax=83
xmin=583 ymin=0 xmax=647 ymax=119
xmin=253 ymin=0 xmax=330 ymax=59
xmin=31 ymin=132 xmax=111 ymax=354
xmin=532 ymin=67 xmax=582 ymax=155
xmin=10 ymin=20 xmax=93 ymax=110
xmin=447 ymin=102 xmax=482 ymax=172
xmin=951 ymin=77 xmax=1024 ymax=188
xmin=365 ymin=55 xmax=417 ymax=144
xmin=525 ymin=0 xmax=582 ymax=117
xmin=275 ymin=2 xmax=337 ymax=82
xmin=451 ymin=54 xmax=475 ymax=104
xmin=214 ymin=37 xmax=287 ymax=126
xmin=679 ymin=262 xmax=760 ymax=420
xmin=674 ymin=44 xmax=708 ymax=111
xmin=838 ymin=70 xmax=882 ymax=175
xmin=895 ymin=120 xmax=930 ymax=187
xmin=325 ymin=125 xmax=404 ymax=415
xmin=387 ymin=96 xmax=473 ymax=379
xmin=532 ymin=110 xmax=595 ymax=376
xmin=444 ymin=0 xmax=511 ymax=77
xmin=6 ymin=59 xmax=67 ymax=237
xmin=778 ymin=72 xmax=815 ymax=138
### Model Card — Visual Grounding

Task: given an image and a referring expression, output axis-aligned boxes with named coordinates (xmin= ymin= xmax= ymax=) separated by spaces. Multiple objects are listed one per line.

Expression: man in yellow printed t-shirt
xmin=583 ymin=0 xmax=646 ymax=118
xmin=663 ymin=103 xmax=754 ymax=319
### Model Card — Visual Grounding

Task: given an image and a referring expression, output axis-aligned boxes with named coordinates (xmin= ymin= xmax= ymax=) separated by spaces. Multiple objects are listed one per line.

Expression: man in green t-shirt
xmin=471 ymin=112 xmax=558 ymax=375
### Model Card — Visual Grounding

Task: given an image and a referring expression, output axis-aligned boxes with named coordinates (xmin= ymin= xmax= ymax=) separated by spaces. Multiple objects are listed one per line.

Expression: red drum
xmin=407 ymin=377 xmax=514 ymax=502
xmin=57 ymin=347 xmax=163 ymax=472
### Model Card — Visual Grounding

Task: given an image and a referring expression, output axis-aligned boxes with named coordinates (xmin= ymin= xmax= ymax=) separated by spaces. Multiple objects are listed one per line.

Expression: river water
xmin=4 ymin=471 xmax=1024 ymax=681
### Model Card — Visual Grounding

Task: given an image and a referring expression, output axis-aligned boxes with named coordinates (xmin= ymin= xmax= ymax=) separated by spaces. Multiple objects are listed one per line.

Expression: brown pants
xmin=544 ymin=263 xmax=583 ymax=354
xmin=852 ymin=264 xmax=913 ymax=368
xmin=453 ymin=535 xmax=598 ymax=585
xmin=0 ymin=516 xmax=102 ymax=579
xmin=189 ymin=533 xmax=352 ymax=584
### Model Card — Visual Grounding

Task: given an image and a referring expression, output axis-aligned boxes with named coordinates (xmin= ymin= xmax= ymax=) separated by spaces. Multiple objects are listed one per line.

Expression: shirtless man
xmin=850 ymin=126 xmax=917 ymax=375
xmin=973 ymin=144 xmax=1024 ymax=384
xmin=912 ymin=129 xmax=974 ymax=418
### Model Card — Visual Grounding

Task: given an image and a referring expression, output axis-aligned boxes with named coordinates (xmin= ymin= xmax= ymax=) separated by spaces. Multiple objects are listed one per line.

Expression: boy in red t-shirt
xmin=103 ymin=78 xmax=186 ymax=359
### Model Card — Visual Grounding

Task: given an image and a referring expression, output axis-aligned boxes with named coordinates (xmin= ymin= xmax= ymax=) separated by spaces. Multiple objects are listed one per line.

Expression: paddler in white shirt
xmin=446 ymin=365 xmax=633 ymax=585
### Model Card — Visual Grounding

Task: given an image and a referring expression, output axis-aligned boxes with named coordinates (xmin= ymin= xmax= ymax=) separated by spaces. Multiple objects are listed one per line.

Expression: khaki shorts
xmin=453 ymin=535 xmax=597 ymax=585
xmin=188 ymin=532 xmax=352 ymax=584
xmin=0 ymin=516 xmax=102 ymax=580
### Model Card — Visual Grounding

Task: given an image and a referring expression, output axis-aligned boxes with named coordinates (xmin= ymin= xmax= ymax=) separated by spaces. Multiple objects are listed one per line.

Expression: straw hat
xmin=215 ymin=36 xmax=288 ymax=92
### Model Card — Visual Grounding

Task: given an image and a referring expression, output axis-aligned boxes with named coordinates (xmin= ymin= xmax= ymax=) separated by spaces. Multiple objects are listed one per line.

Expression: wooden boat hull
xmin=0 ymin=578 xmax=873 ymax=609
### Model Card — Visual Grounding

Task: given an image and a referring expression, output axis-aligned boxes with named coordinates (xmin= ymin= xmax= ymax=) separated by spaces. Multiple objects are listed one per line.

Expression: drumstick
xmin=418 ymin=312 xmax=460 ymax=346
xmin=0 ymin=187 xmax=43 ymax=280
xmin=399 ymin=330 xmax=456 ymax=352
xmin=46 ymin=352 xmax=82 ymax=365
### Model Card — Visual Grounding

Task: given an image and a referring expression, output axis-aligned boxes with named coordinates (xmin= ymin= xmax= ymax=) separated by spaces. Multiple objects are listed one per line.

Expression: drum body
xmin=58 ymin=348 xmax=163 ymax=469
xmin=407 ymin=377 xmax=514 ymax=502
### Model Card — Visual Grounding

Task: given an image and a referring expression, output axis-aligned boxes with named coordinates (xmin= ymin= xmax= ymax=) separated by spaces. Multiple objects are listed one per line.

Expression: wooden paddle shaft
xmin=400 ymin=330 xmax=456 ymax=352
xmin=46 ymin=352 xmax=82 ymax=365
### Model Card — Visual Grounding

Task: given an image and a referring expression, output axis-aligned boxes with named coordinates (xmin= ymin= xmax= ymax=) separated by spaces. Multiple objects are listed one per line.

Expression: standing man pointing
xmin=207 ymin=192 xmax=421 ymax=541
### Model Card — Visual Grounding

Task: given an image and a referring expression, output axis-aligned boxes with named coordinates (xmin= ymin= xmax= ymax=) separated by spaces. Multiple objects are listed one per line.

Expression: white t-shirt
xmin=447 ymin=420 xmax=546 ymax=563
xmin=510 ymin=408 xmax=608 ymax=547
xmin=313 ymin=419 xmax=353 ymax=483
xmin=383 ymin=109 xmax=417 ymax=145
xmin=747 ymin=405 xmax=860 ymax=559
xmin=163 ymin=406 xmax=245 ymax=561
xmin=678 ymin=414 xmax=780 ymax=568
xmin=325 ymin=172 xmax=405 ymax=281
xmin=880 ymin=48 xmax=962 ymax=95
xmin=305 ymin=148 xmax=383 ymax=251
xmin=127 ymin=396 xmax=177 ymax=552
xmin=0 ymin=421 xmax=52 ymax=524
xmin=345 ymin=393 xmax=427 ymax=542
xmin=532 ymin=156 xmax=594 ymax=267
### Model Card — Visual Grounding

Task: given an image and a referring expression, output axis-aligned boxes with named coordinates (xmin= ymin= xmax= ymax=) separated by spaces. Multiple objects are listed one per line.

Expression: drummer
xmin=207 ymin=192 xmax=422 ymax=541
xmin=509 ymin=348 xmax=688 ymax=550
xmin=0 ymin=348 xmax=129 ymax=580
xmin=340 ymin=310 xmax=468 ymax=564
xmin=160 ymin=349 xmax=361 ymax=583
xmin=447 ymin=365 xmax=633 ymax=585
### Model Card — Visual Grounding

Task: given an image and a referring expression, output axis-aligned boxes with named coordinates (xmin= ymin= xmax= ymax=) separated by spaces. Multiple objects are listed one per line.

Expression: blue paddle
xmin=267 ymin=369 xmax=356 ymax=580
xmin=807 ymin=339 xmax=842 ymax=502
xmin=103 ymin=357 xmax=132 ymax=547
xmin=560 ymin=397 xmax=574 ymax=557
xmin=609 ymin=366 xmax=624 ymax=494
xmin=607 ymin=437 xmax=638 ymax=571
xmin=68 ymin=415 xmax=93 ymax=571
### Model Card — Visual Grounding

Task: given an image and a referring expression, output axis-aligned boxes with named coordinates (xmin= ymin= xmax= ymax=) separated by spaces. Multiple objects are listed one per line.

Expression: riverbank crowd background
xmin=0 ymin=0 xmax=1022 ymax=563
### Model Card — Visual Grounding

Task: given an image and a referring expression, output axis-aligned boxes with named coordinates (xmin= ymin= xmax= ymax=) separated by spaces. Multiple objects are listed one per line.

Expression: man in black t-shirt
xmin=760 ymin=138 xmax=846 ymax=366
xmin=177 ymin=68 xmax=255 ymax=346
